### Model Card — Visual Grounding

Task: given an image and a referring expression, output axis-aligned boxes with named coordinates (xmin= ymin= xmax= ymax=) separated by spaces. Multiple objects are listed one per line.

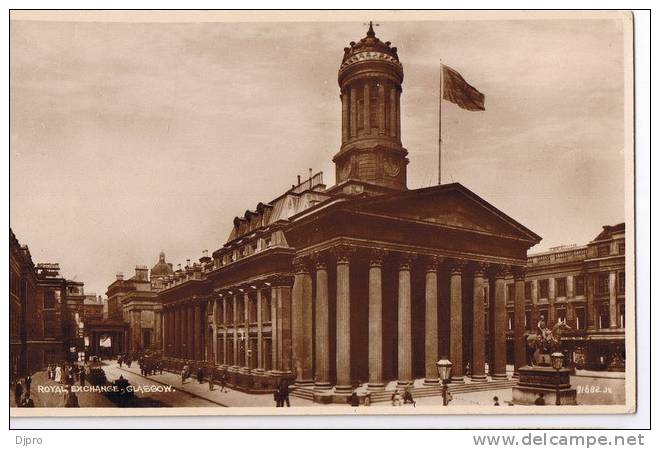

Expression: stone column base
xmin=423 ymin=378 xmax=440 ymax=386
xmin=491 ymin=374 xmax=509 ymax=380
xmin=314 ymin=381 xmax=332 ymax=391
xmin=450 ymin=376 xmax=465 ymax=384
xmin=471 ymin=375 xmax=488 ymax=382
xmin=368 ymin=382 xmax=386 ymax=391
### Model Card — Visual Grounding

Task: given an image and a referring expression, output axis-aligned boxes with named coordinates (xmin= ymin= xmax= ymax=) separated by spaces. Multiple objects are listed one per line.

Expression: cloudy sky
xmin=10 ymin=12 xmax=628 ymax=295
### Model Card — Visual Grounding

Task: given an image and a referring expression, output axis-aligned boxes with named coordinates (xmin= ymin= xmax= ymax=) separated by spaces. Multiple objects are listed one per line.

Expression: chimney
xmin=116 ymin=272 xmax=124 ymax=281
xmin=297 ymin=174 xmax=301 ymax=185
xmin=186 ymin=259 xmax=191 ymax=267
xmin=135 ymin=265 xmax=148 ymax=281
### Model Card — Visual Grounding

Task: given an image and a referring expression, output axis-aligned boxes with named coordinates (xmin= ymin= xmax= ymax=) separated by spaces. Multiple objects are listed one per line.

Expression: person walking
xmin=79 ymin=366 xmax=86 ymax=387
xmin=278 ymin=380 xmax=290 ymax=407
xmin=402 ymin=387 xmax=416 ymax=407
xmin=219 ymin=372 xmax=228 ymax=393
xmin=13 ymin=380 xmax=23 ymax=407
xmin=349 ymin=392 xmax=360 ymax=407
xmin=118 ymin=355 xmax=123 ymax=368
xmin=208 ymin=368 xmax=214 ymax=391
xmin=64 ymin=386 xmax=79 ymax=408
xmin=197 ymin=366 xmax=204 ymax=384
xmin=24 ymin=375 xmax=32 ymax=397
xmin=20 ymin=393 xmax=34 ymax=408
xmin=54 ymin=365 xmax=62 ymax=383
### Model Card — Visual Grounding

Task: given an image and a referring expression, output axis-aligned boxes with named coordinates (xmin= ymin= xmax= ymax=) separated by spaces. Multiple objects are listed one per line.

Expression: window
xmin=556 ymin=307 xmax=567 ymax=324
xmin=44 ymin=290 xmax=56 ymax=309
xmin=556 ymin=277 xmax=567 ymax=297
xmin=575 ymin=276 xmax=585 ymax=296
xmin=598 ymin=304 xmax=610 ymax=329
xmin=237 ymin=298 xmax=245 ymax=324
xmin=262 ymin=291 xmax=272 ymax=322
xmin=618 ymin=272 xmax=625 ymax=293
xmin=597 ymin=274 xmax=610 ymax=295
xmin=539 ymin=279 xmax=549 ymax=299
xmin=249 ymin=296 xmax=257 ymax=323
xmin=598 ymin=245 xmax=610 ymax=257
xmin=575 ymin=307 xmax=586 ymax=330
xmin=507 ymin=312 xmax=514 ymax=330
xmin=617 ymin=303 xmax=625 ymax=328
xmin=524 ymin=281 xmax=532 ymax=300
xmin=618 ymin=242 xmax=625 ymax=255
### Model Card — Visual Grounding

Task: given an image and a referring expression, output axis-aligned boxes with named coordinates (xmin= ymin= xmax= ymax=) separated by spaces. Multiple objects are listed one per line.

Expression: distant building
xmin=10 ymin=229 xmax=91 ymax=377
xmin=505 ymin=223 xmax=626 ymax=371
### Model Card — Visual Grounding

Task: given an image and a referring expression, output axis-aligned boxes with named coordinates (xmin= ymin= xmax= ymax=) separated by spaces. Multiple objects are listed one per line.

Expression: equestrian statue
xmin=525 ymin=315 xmax=572 ymax=366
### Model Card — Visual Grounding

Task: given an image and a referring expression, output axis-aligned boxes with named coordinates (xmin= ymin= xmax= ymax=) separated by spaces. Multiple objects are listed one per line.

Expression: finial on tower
xmin=367 ymin=20 xmax=376 ymax=37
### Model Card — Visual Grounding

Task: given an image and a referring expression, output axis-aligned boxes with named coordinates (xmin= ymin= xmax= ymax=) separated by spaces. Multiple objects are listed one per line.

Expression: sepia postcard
xmin=9 ymin=10 xmax=635 ymax=418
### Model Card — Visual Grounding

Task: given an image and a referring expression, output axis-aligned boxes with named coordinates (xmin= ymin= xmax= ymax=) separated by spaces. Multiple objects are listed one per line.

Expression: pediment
xmin=344 ymin=183 xmax=541 ymax=243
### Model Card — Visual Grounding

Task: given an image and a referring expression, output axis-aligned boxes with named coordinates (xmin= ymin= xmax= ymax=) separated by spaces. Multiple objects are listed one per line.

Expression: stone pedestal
xmin=512 ymin=365 xmax=577 ymax=405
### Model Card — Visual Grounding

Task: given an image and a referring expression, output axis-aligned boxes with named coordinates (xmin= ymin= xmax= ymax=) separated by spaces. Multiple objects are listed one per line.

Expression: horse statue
xmin=525 ymin=320 xmax=572 ymax=366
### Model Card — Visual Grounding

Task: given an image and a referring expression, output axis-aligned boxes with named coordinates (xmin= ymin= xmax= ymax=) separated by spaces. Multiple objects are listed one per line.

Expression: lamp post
xmin=436 ymin=357 xmax=453 ymax=406
xmin=551 ymin=352 xmax=564 ymax=406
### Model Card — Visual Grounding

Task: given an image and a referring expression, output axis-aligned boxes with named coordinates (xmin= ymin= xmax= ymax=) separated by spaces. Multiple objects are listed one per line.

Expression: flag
xmin=442 ymin=64 xmax=485 ymax=111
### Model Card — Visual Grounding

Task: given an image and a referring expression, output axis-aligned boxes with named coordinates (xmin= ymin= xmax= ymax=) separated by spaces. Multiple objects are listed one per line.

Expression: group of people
xmin=117 ymin=354 xmax=133 ymax=368
xmin=274 ymin=379 xmax=291 ymax=407
xmin=46 ymin=362 xmax=88 ymax=387
xmin=391 ymin=386 xmax=417 ymax=407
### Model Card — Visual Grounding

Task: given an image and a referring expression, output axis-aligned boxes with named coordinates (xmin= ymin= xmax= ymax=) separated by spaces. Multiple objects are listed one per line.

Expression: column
xmin=472 ymin=263 xmax=488 ymax=382
xmin=314 ymin=253 xmax=331 ymax=390
xmin=350 ymin=86 xmax=357 ymax=137
xmin=513 ymin=267 xmax=527 ymax=375
xmin=368 ymin=249 xmax=386 ymax=390
xmin=363 ymin=82 xmax=370 ymax=134
xmin=212 ymin=297 xmax=218 ymax=364
xmin=389 ymin=85 xmax=397 ymax=137
xmin=270 ymin=287 xmax=278 ymax=372
xmin=292 ymin=258 xmax=313 ymax=385
xmin=163 ymin=308 xmax=169 ymax=356
xmin=397 ymin=253 xmax=414 ymax=387
xmin=378 ymin=82 xmax=385 ymax=134
xmin=449 ymin=260 xmax=465 ymax=382
xmin=334 ymin=245 xmax=352 ymax=395
xmin=548 ymin=277 xmax=556 ymax=325
xmin=609 ymin=271 xmax=618 ymax=328
xmin=341 ymin=91 xmax=349 ymax=143
xmin=222 ymin=296 xmax=228 ymax=366
xmin=395 ymin=89 xmax=401 ymax=140
xmin=567 ymin=275 xmax=575 ymax=299
xmin=187 ymin=302 xmax=194 ymax=360
xmin=243 ymin=292 xmax=249 ymax=369
xmin=424 ymin=256 xmax=440 ymax=385
xmin=194 ymin=301 xmax=202 ymax=360
xmin=531 ymin=279 xmax=539 ymax=325
xmin=587 ymin=274 xmax=595 ymax=329
xmin=492 ymin=266 xmax=508 ymax=379
xmin=273 ymin=275 xmax=293 ymax=374
xmin=232 ymin=295 xmax=238 ymax=367
xmin=175 ymin=305 xmax=181 ymax=358
xmin=256 ymin=288 xmax=264 ymax=371
xmin=155 ymin=309 xmax=162 ymax=352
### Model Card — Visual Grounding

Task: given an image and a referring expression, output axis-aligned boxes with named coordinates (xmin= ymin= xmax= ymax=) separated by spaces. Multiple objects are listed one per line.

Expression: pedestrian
xmin=274 ymin=389 xmax=281 ymax=407
xmin=197 ymin=366 xmax=204 ymax=384
xmin=64 ymin=386 xmax=79 ymax=408
xmin=158 ymin=361 xmax=163 ymax=375
xmin=349 ymin=391 xmax=360 ymax=407
xmin=181 ymin=364 xmax=189 ymax=385
xmin=279 ymin=381 xmax=290 ymax=407
xmin=493 ymin=396 xmax=500 ymax=406
xmin=20 ymin=393 xmax=34 ymax=408
xmin=13 ymin=380 xmax=23 ymax=406
xmin=219 ymin=372 xmax=228 ymax=393
xmin=208 ymin=368 xmax=214 ymax=391
xmin=118 ymin=355 xmax=123 ymax=368
xmin=79 ymin=366 xmax=86 ymax=387
xmin=54 ymin=365 xmax=62 ymax=383
xmin=534 ymin=393 xmax=545 ymax=406
xmin=391 ymin=390 xmax=402 ymax=406
xmin=24 ymin=374 xmax=32 ymax=397
xmin=403 ymin=387 xmax=416 ymax=407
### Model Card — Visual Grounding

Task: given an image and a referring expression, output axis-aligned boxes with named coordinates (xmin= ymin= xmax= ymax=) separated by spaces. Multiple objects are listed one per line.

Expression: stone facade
xmin=504 ymin=223 xmax=626 ymax=371
xmin=156 ymin=25 xmax=542 ymax=400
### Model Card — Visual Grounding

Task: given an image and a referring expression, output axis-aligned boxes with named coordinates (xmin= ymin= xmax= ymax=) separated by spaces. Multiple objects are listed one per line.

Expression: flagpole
xmin=438 ymin=61 xmax=443 ymax=185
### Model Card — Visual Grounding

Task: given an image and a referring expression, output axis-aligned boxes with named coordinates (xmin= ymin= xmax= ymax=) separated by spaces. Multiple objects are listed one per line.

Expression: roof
xmin=151 ymin=251 xmax=174 ymax=277
xmin=592 ymin=223 xmax=625 ymax=242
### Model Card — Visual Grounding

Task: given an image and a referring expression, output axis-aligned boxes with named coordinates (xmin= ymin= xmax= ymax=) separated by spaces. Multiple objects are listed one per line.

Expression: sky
xmin=10 ymin=13 xmax=628 ymax=296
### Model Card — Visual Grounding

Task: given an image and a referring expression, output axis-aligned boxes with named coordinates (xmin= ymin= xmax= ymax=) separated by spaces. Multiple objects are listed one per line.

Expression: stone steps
xmin=289 ymin=378 xmax=518 ymax=403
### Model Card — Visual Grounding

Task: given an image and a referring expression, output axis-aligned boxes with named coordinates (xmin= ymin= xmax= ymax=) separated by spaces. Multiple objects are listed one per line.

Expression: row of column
xmin=291 ymin=246 xmax=527 ymax=394
xmin=213 ymin=276 xmax=293 ymax=375
xmin=163 ymin=299 xmax=207 ymax=361
xmin=341 ymin=80 xmax=401 ymax=144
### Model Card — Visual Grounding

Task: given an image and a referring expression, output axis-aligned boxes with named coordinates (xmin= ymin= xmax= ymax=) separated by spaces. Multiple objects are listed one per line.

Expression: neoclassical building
xmin=158 ymin=24 xmax=541 ymax=401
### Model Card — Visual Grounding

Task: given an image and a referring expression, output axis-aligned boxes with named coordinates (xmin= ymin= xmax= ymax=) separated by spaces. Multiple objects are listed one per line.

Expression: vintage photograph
xmin=9 ymin=10 xmax=635 ymax=416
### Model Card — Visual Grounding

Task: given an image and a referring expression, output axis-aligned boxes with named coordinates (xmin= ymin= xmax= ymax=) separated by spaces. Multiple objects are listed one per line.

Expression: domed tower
xmin=333 ymin=22 xmax=408 ymax=194
xmin=150 ymin=251 xmax=174 ymax=290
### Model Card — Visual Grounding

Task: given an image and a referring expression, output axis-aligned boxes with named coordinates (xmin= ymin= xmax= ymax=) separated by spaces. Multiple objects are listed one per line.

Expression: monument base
xmin=512 ymin=365 xmax=577 ymax=405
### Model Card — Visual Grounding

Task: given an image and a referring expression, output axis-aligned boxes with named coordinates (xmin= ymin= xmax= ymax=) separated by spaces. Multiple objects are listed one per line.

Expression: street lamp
xmin=436 ymin=357 xmax=453 ymax=406
xmin=551 ymin=352 xmax=564 ymax=406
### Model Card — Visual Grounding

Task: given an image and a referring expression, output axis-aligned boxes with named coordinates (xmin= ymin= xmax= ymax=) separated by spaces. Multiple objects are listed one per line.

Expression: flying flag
xmin=437 ymin=63 xmax=485 ymax=185
xmin=441 ymin=64 xmax=486 ymax=111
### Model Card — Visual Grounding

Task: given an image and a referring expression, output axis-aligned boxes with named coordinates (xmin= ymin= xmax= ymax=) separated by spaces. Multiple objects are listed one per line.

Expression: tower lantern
xmin=333 ymin=22 xmax=408 ymax=194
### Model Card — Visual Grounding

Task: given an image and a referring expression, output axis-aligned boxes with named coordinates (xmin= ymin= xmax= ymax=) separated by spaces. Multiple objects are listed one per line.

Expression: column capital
xmin=449 ymin=258 xmax=468 ymax=275
xmin=310 ymin=251 xmax=330 ymax=270
xmin=512 ymin=266 xmax=526 ymax=281
xmin=472 ymin=261 xmax=490 ymax=277
xmin=331 ymin=244 xmax=356 ymax=264
xmin=492 ymin=264 xmax=511 ymax=279
xmin=397 ymin=252 xmax=416 ymax=270
xmin=268 ymin=274 xmax=295 ymax=288
xmin=425 ymin=255 xmax=443 ymax=272
xmin=368 ymin=248 xmax=388 ymax=267
xmin=293 ymin=256 xmax=311 ymax=274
